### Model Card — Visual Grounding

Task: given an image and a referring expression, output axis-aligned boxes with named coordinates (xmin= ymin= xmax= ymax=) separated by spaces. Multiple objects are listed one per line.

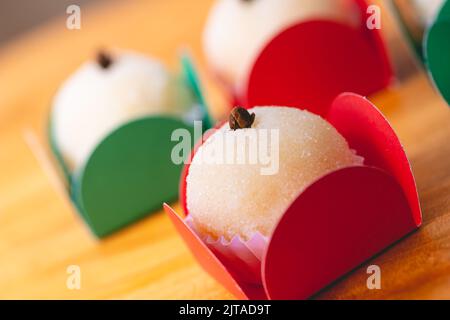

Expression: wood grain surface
xmin=0 ymin=0 xmax=449 ymax=300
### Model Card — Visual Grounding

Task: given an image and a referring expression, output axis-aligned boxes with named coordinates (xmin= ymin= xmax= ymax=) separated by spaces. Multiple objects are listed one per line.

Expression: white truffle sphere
xmin=52 ymin=51 xmax=194 ymax=171
xmin=203 ymin=0 xmax=361 ymax=89
xmin=186 ymin=107 xmax=363 ymax=240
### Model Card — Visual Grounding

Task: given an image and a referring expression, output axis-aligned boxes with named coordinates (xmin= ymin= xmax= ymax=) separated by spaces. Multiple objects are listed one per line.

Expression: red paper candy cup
xmin=165 ymin=93 xmax=421 ymax=300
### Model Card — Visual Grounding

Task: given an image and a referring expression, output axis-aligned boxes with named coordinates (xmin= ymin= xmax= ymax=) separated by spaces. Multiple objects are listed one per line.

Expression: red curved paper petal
xmin=263 ymin=166 xmax=417 ymax=300
xmin=244 ymin=20 xmax=392 ymax=115
xmin=326 ymin=93 xmax=422 ymax=226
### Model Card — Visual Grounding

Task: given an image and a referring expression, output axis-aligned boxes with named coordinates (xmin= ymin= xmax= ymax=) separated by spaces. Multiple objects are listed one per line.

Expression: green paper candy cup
xmin=49 ymin=54 xmax=212 ymax=238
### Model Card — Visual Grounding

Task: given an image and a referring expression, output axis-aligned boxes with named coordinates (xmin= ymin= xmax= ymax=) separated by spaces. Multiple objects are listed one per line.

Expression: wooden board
xmin=0 ymin=0 xmax=449 ymax=299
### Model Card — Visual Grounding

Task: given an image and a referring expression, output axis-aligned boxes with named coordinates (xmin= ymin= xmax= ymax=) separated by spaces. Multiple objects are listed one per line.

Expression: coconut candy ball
xmin=52 ymin=50 xmax=195 ymax=171
xmin=186 ymin=106 xmax=363 ymax=240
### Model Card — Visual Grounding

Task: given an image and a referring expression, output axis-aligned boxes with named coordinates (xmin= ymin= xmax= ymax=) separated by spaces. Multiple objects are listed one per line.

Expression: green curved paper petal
xmin=436 ymin=0 xmax=450 ymax=21
xmin=180 ymin=53 xmax=213 ymax=130
xmin=74 ymin=116 xmax=195 ymax=237
xmin=425 ymin=19 xmax=450 ymax=105
xmin=48 ymin=54 xmax=213 ymax=237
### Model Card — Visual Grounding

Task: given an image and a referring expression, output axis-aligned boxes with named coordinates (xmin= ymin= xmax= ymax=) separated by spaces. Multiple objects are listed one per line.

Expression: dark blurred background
xmin=0 ymin=0 xmax=101 ymax=44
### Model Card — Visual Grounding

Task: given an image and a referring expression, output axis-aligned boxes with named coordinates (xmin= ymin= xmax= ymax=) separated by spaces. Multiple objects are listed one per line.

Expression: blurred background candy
xmin=203 ymin=0 xmax=361 ymax=91
xmin=47 ymin=49 xmax=212 ymax=238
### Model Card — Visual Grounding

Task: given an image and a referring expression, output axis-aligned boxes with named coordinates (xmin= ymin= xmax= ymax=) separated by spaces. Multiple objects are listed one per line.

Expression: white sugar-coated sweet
xmin=203 ymin=0 xmax=361 ymax=90
xmin=52 ymin=50 xmax=194 ymax=171
xmin=187 ymin=107 xmax=363 ymax=240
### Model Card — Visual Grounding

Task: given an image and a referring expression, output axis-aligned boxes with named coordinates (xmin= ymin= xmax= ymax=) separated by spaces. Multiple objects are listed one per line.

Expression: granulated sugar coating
xmin=186 ymin=107 xmax=363 ymax=241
